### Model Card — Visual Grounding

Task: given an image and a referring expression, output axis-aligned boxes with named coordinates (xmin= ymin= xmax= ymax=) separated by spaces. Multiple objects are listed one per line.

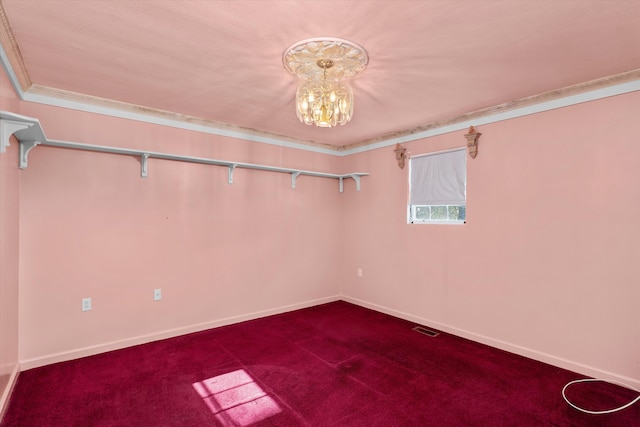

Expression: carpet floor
xmin=2 ymin=301 xmax=638 ymax=426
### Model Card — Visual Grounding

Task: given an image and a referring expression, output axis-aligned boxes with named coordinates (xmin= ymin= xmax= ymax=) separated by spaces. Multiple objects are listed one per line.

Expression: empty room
xmin=0 ymin=1 xmax=638 ymax=426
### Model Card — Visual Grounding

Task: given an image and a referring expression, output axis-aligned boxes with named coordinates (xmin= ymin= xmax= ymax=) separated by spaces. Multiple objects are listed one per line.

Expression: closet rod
xmin=0 ymin=111 xmax=368 ymax=192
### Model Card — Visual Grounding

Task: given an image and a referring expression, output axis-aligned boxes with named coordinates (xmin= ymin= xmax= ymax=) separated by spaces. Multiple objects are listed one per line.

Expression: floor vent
xmin=412 ymin=326 xmax=439 ymax=337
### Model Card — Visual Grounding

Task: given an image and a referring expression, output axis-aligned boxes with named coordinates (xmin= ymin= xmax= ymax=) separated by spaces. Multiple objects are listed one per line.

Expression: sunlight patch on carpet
xmin=193 ymin=369 xmax=281 ymax=426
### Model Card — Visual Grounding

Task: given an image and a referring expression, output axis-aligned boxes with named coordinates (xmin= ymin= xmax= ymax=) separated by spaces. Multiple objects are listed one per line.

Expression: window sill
xmin=409 ymin=220 xmax=466 ymax=225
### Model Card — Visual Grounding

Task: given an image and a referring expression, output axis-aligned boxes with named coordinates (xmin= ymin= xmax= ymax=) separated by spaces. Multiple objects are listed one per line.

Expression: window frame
xmin=407 ymin=147 xmax=467 ymax=225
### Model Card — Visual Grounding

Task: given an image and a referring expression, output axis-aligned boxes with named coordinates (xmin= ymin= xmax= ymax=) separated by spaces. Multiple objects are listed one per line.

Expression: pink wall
xmin=342 ymin=91 xmax=640 ymax=387
xmin=15 ymin=103 xmax=345 ymax=367
xmin=0 ymin=69 xmax=21 ymax=414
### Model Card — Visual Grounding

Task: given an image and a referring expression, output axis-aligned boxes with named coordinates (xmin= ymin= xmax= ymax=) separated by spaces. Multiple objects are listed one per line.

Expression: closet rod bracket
xmin=1 ymin=119 xmax=32 ymax=153
xmin=228 ymin=164 xmax=237 ymax=184
xmin=291 ymin=172 xmax=301 ymax=189
xmin=19 ymin=140 xmax=41 ymax=169
xmin=339 ymin=175 xmax=362 ymax=193
xmin=349 ymin=174 xmax=361 ymax=191
xmin=140 ymin=154 xmax=150 ymax=177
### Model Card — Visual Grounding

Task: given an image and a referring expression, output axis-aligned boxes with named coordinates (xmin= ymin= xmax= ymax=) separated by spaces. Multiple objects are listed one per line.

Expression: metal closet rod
xmin=0 ymin=111 xmax=368 ymax=192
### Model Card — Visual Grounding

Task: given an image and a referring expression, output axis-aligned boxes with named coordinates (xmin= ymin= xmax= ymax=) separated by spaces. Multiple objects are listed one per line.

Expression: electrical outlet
xmin=153 ymin=289 xmax=162 ymax=301
xmin=357 ymin=268 xmax=363 ymax=277
xmin=82 ymin=297 xmax=92 ymax=311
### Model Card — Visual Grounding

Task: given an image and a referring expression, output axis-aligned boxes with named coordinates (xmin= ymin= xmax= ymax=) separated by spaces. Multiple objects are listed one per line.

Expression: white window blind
xmin=410 ymin=148 xmax=466 ymax=206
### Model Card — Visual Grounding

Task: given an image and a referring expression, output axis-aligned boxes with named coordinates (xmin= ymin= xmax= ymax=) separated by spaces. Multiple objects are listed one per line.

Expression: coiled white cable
xmin=562 ymin=378 xmax=640 ymax=415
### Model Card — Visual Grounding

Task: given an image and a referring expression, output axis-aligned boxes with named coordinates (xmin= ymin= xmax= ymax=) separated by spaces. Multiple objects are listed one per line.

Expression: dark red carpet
xmin=2 ymin=301 xmax=638 ymax=426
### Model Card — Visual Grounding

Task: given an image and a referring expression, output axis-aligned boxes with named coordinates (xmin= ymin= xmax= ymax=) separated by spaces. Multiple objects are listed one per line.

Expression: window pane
xmin=431 ymin=206 xmax=447 ymax=220
xmin=415 ymin=206 xmax=429 ymax=220
xmin=448 ymin=205 xmax=466 ymax=220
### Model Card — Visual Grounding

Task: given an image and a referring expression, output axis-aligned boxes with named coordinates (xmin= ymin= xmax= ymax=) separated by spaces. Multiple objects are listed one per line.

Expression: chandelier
xmin=283 ymin=38 xmax=368 ymax=127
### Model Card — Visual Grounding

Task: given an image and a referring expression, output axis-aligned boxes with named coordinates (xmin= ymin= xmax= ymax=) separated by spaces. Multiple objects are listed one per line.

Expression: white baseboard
xmin=20 ymin=295 xmax=341 ymax=371
xmin=0 ymin=363 xmax=20 ymax=422
xmin=341 ymin=295 xmax=640 ymax=390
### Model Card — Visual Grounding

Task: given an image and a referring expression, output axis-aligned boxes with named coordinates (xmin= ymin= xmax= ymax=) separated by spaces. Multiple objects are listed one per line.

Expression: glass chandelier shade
xmin=283 ymin=38 xmax=368 ymax=128
xmin=296 ymin=77 xmax=353 ymax=127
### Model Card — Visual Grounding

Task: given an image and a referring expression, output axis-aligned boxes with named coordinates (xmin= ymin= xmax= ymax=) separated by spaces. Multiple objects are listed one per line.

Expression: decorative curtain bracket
xmin=465 ymin=126 xmax=481 ymax=159
xmin=394 ymin=144 xmax=407 ymax=169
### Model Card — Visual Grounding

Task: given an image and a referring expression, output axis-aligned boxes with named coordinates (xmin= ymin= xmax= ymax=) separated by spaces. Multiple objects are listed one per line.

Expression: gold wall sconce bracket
xmin=465 ymin=126 xmax=481 ymax=159
xmin=394 ymin=143 xmax=408 ymax=169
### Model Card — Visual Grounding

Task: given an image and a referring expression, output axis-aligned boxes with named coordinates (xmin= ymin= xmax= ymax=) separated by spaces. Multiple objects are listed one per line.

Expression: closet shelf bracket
xmin=349 ymin=174 xmax=361 ymax=191
xmin=19 ymin=140 xmax=41 ymax=169
xmin=291 ymin=172 xmax=301 ymax=189
xmin=228 ymin=164 xmax=237 ymax=184
xmin=140 ymin=154 xmax=150 ymax=178
xmin=1 ymin=119 xmax=32 ymax=153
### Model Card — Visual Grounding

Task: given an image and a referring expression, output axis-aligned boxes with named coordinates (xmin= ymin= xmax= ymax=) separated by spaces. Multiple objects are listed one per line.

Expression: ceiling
xmin=1 ymin=0 xmax=639 ymax=152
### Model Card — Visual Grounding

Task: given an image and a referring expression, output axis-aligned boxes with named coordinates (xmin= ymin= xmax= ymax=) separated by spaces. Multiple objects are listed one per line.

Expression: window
xmin=409 ymin=148 xmax=466 ymax=224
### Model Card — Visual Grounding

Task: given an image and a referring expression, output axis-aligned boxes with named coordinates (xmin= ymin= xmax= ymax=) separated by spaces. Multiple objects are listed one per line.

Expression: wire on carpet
xmin=562 ymin=378 xmax=640 ymax=415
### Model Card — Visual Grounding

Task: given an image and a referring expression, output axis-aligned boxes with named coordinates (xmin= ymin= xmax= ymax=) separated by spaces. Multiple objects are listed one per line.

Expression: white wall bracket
xmin=291 ymin=171 xmax=301 ymax=189
xmin=140 ymin=153 xmax=150 ymax=178
xmin=339 ymin=175 xmax=361 ymax=193
xmin=19 ymin=140 xmax=41 ymax=169
xmin=1 ymin=119 xmax=32 ymax=153
xmin=0 ymin=111 xmax=368 ymax=192
xmin=228 ymin=164 xmax=237 ymax=184
xmin=348 ymin=174 xmax=361 ymax=191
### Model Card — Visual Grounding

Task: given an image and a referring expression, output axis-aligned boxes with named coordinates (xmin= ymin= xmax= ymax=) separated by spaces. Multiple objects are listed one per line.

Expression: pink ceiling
xmin=1 ymin=0 xmax=639 ymax=149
